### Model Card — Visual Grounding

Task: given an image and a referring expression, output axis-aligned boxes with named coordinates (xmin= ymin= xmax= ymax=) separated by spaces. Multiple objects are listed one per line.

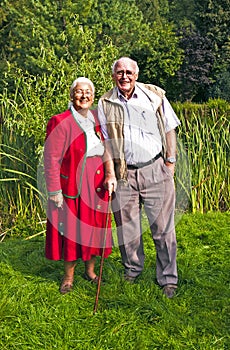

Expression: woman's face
xmin=72 ymin=82 xmax=94 ymax=112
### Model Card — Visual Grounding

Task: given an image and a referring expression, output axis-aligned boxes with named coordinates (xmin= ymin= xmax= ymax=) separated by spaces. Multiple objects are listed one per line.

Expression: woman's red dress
xmin=44 ymin=109 xmax=112 ymax=262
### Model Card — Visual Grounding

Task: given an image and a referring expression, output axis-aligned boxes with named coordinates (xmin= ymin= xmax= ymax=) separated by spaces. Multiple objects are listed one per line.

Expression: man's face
xmin=112 ymin=59 xmax=138 ymax=98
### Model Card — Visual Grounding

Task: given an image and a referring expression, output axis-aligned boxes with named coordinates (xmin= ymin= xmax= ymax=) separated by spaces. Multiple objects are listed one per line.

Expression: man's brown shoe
xmin=163 ymin=284 xmax=177 ymax=298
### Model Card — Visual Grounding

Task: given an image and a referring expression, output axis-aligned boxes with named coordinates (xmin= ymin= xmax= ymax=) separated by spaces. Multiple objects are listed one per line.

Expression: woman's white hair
xmin=68 ymin=77 xmax=95 ymax=108
xmin=69 ymin=77 xmax=95 ymax=99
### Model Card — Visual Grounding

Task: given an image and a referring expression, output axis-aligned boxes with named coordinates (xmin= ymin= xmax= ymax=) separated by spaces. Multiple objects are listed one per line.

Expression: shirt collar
xmin=116 ymin=86 xmax=138 ymax=102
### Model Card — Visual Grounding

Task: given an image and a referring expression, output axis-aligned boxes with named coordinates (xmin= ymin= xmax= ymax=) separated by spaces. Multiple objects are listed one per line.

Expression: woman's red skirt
xmin=45 ymin=156 xmax=112 ymax=261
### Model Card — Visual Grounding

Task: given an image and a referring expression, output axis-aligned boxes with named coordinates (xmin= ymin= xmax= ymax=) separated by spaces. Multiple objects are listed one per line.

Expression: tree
xmin=166 ymin=0 xmax=230 ymax=101
xmin=0 ymin=0 xmax=95 ymax=73
xmin=85 ymin=0 xmax=183 ymax=88
xmin=166 ymin=0 xmax=196 ymax=27
xmin=0 ymin=0 xmax=118 ymax=97
xmin=135 ymin=0 xmax=170 ymax=22
xmin=194 ymin=0 xmax=230 ymax=100
xmin=168 ymin=28 xmax=214 ymax=101
xmin=130 ymin=23 xmax=183 ymax=88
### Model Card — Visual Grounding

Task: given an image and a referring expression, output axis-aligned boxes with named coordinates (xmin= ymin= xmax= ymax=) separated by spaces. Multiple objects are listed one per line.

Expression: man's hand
xmin=49 ymin=192 xmax=63 ymax=208
xmin=103 ymin=148 xmax=117 ymax=196
xmin=165 ymin=162 xmax=175 ymax=176
xmin=104 ymin=174 xmax=117 ymax=196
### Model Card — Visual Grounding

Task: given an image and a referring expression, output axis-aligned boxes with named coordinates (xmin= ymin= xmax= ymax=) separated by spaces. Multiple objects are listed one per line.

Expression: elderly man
xmin=98 ymin=57 xmax=180 ymax=298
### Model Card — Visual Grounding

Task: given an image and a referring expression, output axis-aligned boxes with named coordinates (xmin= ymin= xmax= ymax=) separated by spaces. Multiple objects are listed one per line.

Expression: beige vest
xmin=101 ymin=82 xmax=167 ymax=182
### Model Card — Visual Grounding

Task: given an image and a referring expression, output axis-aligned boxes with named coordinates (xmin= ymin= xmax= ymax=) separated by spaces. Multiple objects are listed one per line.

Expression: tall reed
xmin=0 ymin=141 xmax=45 ymax=239
xmin=0 ymin=72 xmax=229 ymax=239
xmin=176 ymin=103 xmax=229 ymax=213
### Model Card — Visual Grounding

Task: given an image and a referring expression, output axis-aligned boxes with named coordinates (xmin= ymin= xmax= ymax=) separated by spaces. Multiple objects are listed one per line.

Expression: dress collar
xmin=70 ymin=105 xmax=95 ymax=123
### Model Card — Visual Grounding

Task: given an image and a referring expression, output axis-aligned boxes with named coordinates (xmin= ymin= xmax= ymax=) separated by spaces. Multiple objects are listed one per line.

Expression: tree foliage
xmin=0 ymin=0 xmax=182 ymax=95
xmin=167 ymin=0 xmax=230 ymax=101
xmin=87 ymin=0 xmax=182 ymax=87
xmin=0 ymin=0 xmax=229 ymax=101
xmin=194 ymin=0 xmax=230 ymax=99
xmin=168 ymin=28 xmax=215 ymax=101
xmin=0 ymin=0 xmax=119 ymax=99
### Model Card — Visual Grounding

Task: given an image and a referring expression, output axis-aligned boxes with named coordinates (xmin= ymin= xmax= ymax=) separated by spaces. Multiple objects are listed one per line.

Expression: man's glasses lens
xmin=116 ymin=70 xmax=134 ymax=77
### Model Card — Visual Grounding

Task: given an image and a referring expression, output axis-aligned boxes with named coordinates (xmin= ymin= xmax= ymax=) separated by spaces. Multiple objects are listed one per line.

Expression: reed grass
xmin=177 ymin=106 xmax=229 ymax=213
xmin=0 ymin=141 xmax=45 ymax=239
xmin=0 ymin=74 xmax=229 ymax=239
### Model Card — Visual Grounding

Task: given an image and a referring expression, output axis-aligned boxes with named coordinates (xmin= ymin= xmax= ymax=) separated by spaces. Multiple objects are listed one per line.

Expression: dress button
xmin=96 ymin=188 xmax=101 ymax=192
xmin=96 ymin=170 xmax=101 ymax=174
xmin=97 ymin=205 xmax=101 ymax=210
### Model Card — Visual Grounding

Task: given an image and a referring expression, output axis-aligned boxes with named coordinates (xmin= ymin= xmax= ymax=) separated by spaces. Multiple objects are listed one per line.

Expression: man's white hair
xmin=111 ymin=57 xmax=139 ymax=74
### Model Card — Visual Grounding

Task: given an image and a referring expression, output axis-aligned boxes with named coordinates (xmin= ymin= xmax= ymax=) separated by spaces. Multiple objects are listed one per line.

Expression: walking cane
xmin=93 ymin=194 xmax=112 ymax=314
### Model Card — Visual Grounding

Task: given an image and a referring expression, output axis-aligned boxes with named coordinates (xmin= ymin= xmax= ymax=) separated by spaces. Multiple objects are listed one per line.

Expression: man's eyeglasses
xmin=74 ymin=89 xmax=93 ymax=97
xmin=115 ymin=70 xmax=135 ymax=77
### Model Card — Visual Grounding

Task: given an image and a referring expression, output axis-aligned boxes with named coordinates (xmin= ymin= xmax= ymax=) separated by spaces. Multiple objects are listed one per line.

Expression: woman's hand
xmin=49 ymin=192 xmax=64 ymax=208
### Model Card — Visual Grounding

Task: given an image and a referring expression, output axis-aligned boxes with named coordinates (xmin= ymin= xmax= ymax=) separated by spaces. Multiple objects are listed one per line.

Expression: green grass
xmin=0 ymin=212 xmax=229 ymax=350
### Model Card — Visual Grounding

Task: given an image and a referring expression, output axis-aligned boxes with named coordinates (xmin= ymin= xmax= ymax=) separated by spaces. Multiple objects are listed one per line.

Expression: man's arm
xmin=98 ymin=99 xmax=117 ymax=194
xmin=165 ymin=129 xmax=177 ymax=175
xmin=162 ymin=96 xmax=180 ymax=176
xmin=103 ymin=141 xmax=117 ymax=195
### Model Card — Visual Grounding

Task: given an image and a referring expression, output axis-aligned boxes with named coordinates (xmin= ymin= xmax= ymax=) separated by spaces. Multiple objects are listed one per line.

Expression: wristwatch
xmin=165 ymin=157 xmax=177 ymax=164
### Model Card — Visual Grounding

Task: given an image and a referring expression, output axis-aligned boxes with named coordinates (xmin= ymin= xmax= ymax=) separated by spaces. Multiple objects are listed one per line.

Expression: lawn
xmin=0 ymin=212 xmax=229 ymax=350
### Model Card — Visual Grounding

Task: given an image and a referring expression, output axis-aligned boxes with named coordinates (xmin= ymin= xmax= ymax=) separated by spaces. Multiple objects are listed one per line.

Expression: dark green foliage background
xmin=0 ymin=0 xmax=230 ymax=102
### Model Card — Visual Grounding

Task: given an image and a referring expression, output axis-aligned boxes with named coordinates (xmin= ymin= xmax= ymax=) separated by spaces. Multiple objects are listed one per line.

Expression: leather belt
xmin=127 ymin=152 xmax=162 ymax=170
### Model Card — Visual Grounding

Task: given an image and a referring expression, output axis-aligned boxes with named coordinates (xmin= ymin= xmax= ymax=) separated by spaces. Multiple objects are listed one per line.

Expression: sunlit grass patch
xmin=0 ymin=212 xmax=229 ymax=349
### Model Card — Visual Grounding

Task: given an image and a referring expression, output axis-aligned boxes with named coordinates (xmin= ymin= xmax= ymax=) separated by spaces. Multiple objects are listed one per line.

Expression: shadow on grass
xmin=0 ymin=236 xmax=125 ymax=287
xmin=0 ymin=234 xmax=196 ymax=293
xmin=0 ymin=237 xmax=61 ymax=281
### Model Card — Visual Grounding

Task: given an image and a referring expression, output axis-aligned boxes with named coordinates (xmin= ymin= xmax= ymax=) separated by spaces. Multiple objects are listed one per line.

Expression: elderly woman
xmin=44 ymin=77 xmax=114 ymax=294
